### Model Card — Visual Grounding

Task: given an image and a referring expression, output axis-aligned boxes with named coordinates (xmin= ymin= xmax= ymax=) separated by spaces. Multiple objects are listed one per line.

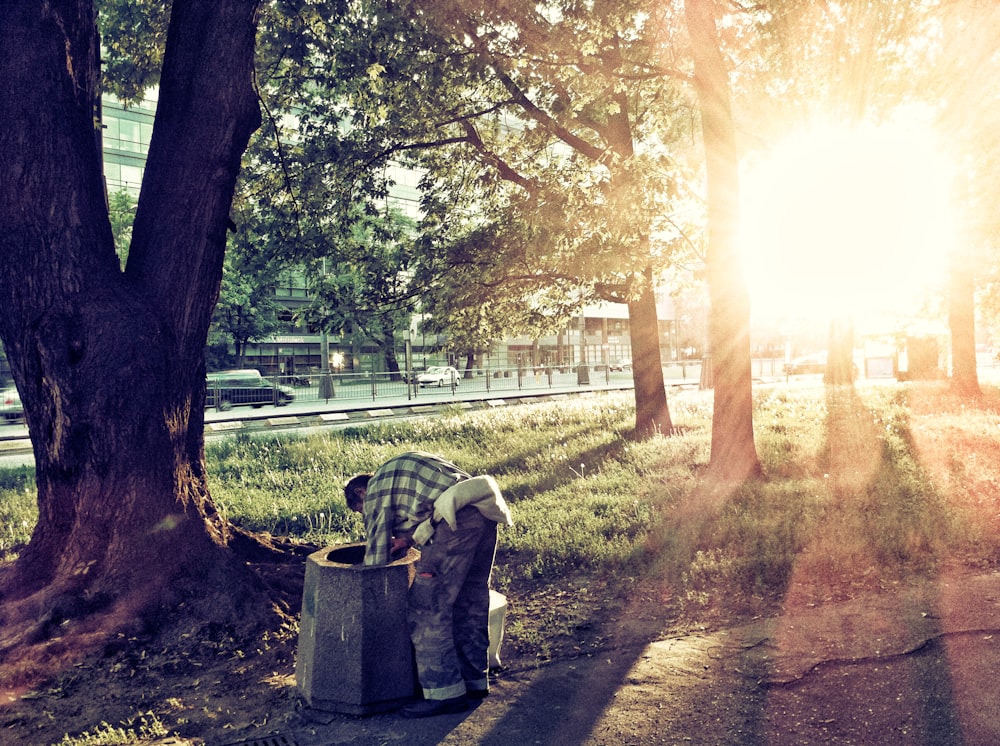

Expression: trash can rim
xmin=308 ymin=542 xmax=419 ymax=569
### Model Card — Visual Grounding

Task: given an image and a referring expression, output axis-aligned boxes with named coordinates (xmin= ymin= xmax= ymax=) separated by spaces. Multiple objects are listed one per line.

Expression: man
xmin=344 ymin=451 xmax=511 ymax=718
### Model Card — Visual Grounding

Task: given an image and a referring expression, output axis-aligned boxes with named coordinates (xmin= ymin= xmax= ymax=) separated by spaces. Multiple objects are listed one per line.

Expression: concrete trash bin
xmin=296 ymin=542 xmax=419 ymax=715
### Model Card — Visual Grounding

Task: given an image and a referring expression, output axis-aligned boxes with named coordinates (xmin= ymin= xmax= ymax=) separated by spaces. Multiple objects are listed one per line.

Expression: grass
xmin=4 ymin=382 xmax=1000 ymax=629
xmin=677 ymin=383 xmax=1000 ymax=613
xmin=54 ymin=714 xmax=167 ymax=746
xmin=0 ymin=465 xmax=36 ymax=558
xmin=12 ymin=380 xmax=1000 ymax=744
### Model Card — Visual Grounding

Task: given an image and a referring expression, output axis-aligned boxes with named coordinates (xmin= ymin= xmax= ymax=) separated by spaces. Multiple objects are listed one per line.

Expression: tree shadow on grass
xmin=285 ymin=385 xmax=985 ymax=744
xmin=753 ymin=384 xmax=966 ymax=742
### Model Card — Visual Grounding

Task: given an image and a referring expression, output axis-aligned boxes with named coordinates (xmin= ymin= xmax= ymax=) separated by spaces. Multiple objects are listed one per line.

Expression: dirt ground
xmin=4 ymin=554 xmax=1000 ymax=746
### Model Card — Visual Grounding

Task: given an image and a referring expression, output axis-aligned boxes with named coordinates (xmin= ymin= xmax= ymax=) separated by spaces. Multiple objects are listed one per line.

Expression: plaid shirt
xmin=362 ymin=451 xmax=470 ymax=565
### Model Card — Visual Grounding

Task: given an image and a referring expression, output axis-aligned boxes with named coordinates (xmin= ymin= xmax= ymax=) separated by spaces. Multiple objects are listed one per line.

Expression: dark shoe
xmin=465 ymin=689 xmax=489 ymax=700
xmin=401 ymin=696 xmax=468 ymax=718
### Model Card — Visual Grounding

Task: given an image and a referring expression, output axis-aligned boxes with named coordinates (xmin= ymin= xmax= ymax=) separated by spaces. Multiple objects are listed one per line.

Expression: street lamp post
xmin=317 ymin=259 xmax=335 ymax=401
xmin=576 ymin=310 xmax=590 ymax=385
xmin=318 ymin=328 xmax=335 ymax=401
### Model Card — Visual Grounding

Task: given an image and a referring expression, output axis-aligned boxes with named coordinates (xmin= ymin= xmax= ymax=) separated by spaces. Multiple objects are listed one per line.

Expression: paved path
xmin=195 ymin=568 xmax=1000 ymax=746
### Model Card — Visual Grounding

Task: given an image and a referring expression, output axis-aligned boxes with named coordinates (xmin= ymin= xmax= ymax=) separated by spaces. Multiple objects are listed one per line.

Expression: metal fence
xmin=259 ymin=364 xmax=648 ymax=409
xmin=0 ymin=358 xmax=812 ymax=421
xmin=226 ymin=360 xmax=733 ymax=412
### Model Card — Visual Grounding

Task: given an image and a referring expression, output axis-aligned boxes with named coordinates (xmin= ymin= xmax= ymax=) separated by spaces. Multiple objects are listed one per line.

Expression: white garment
xmin=411 ymin=474 xmax=513 ymax=546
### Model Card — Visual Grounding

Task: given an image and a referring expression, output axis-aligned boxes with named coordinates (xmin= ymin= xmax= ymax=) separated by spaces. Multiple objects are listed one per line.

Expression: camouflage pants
xmin=408 ymin=505 xmax=498 ymax=700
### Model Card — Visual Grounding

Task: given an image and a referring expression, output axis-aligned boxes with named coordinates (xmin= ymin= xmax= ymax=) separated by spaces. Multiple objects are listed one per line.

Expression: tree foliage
xmin=97 ymin=0 xmax=171 ymax=102
xmin=249 ymin=0 xmax=709 ymax=433
xmin=107 ymin=188 xmax=136 ymax=268
xmin=299 ymin=208 xmax=420 ymax=374
xmin=210 ymin=247 xmax=283 ymax=369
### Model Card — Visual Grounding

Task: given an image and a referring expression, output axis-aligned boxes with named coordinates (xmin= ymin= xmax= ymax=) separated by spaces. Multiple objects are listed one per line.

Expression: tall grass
xmin=3 ymin=383 xmax=1000 ymax=626
xmin=0 ymin=465 xmax=36 ymax=558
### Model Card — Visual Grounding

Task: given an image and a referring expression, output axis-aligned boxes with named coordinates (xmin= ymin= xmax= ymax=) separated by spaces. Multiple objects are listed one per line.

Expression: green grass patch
xmin=0 ymin=465 xmax=36 ymax=560
xmin=55 ymin=713 xmax=167 ymax=746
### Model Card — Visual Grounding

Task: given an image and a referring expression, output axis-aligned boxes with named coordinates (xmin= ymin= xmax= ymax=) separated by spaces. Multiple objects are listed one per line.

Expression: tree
xmin=301 ymin=0 xmax=703 ymax=437
xmin=210 ymin=249 xmax=283 ymax=370
xmin=693 ymin=0 xmax=946 ymax=472
xmin=285 ymin=205 xmax=421 ymax=377
xmin=752 ymin=1 xmax=987 ymax=396
xmin=0 ymin=1 xmax=275 ymax=676
xmin=411 ymin=215 xmax=586 ymax=373
xmin=207 ymin=185 xmax=293 ymax=370
xmin=108 ymin=188 xmax=136 ymax=268
xmin=684 ymin=0 xmax=760 ymax=481
xmin=927 ymin=0 xmax=1000 ymax=397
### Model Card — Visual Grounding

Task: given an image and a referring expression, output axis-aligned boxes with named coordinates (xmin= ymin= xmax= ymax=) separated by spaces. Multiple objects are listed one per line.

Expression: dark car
xmin=205 ymin=370 xmax=295 ymax=410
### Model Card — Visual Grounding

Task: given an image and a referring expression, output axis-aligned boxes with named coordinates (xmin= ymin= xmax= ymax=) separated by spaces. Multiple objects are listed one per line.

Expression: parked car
xmin=416 ymin=366 xmax=460 ymax=388
xmin=784 ymin=352 xmax=859 ymax=380
xmin=609 ymin=358 xmax=633 ymax=372
xmin=784 ymin=352 xmax=828 ymax=375
xmin=0 ymin=386 xmax=22 ymax=422
xmin=205 ymin=370 xmax=295 ymax=410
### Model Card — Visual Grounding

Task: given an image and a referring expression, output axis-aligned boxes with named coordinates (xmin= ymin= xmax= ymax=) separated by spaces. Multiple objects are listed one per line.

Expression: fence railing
xmin=9 ymin=356 xmax=927 ymax=422
xmin=261 ymin=364 xmax=647 ymax=408
xmin=229 ymin=361 xmax=726 ymax=412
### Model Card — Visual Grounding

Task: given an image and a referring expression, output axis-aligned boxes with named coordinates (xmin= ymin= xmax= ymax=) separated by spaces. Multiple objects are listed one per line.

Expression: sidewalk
xmin=230 ymin=567 xmax=1000 ymax=746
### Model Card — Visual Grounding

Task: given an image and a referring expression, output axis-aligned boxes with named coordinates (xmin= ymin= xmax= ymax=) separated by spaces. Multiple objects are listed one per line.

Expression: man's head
xmin=344 ymin=473 xmax=371 ymax=513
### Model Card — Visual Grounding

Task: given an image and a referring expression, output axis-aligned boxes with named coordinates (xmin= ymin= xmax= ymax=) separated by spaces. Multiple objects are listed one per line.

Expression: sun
xmin=739 ymin=114 xmax=958 ymax=333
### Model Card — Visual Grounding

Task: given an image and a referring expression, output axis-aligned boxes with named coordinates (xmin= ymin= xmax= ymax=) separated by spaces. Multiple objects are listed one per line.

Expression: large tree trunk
xmin=0 ymin=0 xmax=265 ymax=665
xmin=383 ymin=330 xmax=402 ymax=377
xmin=599 ymin=89 xmax=674 ymax=440
xmin=826 ymin=315 xmax=856 ymax=386
xmin=628 ymin=269 xmax=673 ymax=437
xmin=685 ymin=0 xmax=761 ymax=482
xmin=949 ymin=249 xmax=980 ymax=397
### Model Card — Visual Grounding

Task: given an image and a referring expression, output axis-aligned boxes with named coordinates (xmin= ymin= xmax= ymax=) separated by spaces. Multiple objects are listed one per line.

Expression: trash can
xmin=488 ymin=589 xmax=507 ymax=669
xmin=296 ymin=542 xmax=419 ymax=715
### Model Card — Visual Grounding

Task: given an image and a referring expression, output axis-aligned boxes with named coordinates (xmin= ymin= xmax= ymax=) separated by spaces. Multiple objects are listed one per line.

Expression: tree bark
xmin=685 ymin=0 xmax=761 ymax=482
xmin=384 ymin=331 xmax=402 ymax=378
xmin=949 ymin=248 xmax=980 ymax=396
xmin=0 ymin=0 xmax=265 ymax=658
xmin=826 ymin=315 xmax=856 ymax=386
xmin=629 ymin=269 xmax=673 ymax=437
xmin=599 ymin=88 xmax=673 ymax=440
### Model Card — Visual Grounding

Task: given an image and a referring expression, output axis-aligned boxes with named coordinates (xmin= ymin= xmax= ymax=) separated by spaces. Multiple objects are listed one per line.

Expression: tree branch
xmin=362 ymin=136 xmax=470 ymax=170
xmin=460 ymin=24 xmax=610 ymax=165
xmin=458 ymin=121 xmax=535 ymax=190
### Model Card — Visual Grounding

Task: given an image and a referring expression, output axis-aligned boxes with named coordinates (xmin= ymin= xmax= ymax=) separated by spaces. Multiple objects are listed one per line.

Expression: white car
xmin=1 ymin=385 xmax=22 ymax=422
xmin=784 ymin=352 xmax=859 ymax=380
xmin=417 ymin=366 xmax=460 ymax=388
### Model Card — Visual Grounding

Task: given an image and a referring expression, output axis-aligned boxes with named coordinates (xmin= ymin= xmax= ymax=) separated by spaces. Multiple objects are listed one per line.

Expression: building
xmin=98 ymin=94 xmax=698 ymax=375
xmin=101 ymin=93 xmax=155 ymax=196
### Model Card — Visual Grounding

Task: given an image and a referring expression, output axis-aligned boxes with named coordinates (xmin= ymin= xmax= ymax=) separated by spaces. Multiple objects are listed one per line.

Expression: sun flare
xmin=740 ymin=116 xmax=958 ymax=333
